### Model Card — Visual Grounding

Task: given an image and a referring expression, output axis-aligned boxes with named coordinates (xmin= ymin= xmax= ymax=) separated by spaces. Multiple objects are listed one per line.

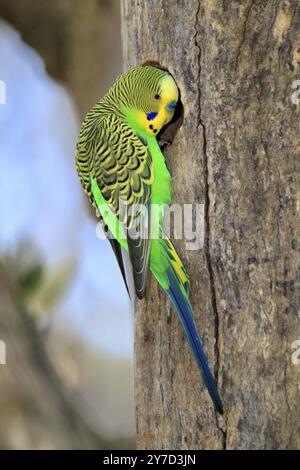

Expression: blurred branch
xmin=0 ymin=260 xmax=130 ymax=449
xmin=0 ymin=0 xmax=122 ymax=116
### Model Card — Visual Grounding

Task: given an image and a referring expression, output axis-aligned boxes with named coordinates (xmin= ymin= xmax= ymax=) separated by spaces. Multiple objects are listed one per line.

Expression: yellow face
xmin=137 ymin=74 xmax=179 ymax=137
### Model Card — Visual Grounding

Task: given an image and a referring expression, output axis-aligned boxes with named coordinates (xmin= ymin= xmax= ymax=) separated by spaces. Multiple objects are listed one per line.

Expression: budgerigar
xmin=76 ymin=65 xmax=223 ymax=414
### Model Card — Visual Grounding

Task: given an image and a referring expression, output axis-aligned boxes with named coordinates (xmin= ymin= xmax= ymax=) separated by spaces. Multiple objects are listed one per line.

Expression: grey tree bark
xmin=122 ymin=0 xmax=300 ymax=449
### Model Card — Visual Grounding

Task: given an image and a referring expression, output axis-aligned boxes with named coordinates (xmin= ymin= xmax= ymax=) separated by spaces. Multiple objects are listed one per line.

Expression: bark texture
xmin=122 ymin=0 xmax=300 ymax=449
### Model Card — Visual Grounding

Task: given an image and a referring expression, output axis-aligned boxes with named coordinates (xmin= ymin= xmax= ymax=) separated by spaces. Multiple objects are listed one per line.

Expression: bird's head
xmin=122 ymin=66 xmax=179 ymax=138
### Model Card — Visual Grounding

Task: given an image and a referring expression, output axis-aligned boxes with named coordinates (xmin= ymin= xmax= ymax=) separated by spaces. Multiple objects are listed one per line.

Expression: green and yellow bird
xmin=76 ymin=65 xmax=223 ymax=414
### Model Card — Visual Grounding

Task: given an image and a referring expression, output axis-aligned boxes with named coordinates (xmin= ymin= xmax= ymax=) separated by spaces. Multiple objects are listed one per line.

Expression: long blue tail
xmin=166 ymin=267 xmax=223 ymax=415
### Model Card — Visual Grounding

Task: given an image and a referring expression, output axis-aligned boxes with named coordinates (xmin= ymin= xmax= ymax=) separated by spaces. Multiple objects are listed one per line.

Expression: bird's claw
xmin=158 ymin=139 xmax=171 ymax=148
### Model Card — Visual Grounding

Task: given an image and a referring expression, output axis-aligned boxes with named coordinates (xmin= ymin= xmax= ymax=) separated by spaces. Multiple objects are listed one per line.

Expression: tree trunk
xmin=122 ymin=0 xmax=300 ymax=450
xmin=0 ymin=0 xmax=122 ymax=117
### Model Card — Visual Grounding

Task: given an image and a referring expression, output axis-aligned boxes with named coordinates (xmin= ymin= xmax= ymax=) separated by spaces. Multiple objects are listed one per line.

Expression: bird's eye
xmin=154 ymin=94 xmax=160 ymax=100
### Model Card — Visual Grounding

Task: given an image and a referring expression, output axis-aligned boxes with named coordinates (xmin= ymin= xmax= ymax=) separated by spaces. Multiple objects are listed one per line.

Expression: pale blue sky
xmin=0 ymin=20 xmax=133 ymax=357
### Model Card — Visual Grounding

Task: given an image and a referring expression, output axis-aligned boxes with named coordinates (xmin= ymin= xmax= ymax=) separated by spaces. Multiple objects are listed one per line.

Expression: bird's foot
xmin=158 ymin=139 xmax=171 ymax=148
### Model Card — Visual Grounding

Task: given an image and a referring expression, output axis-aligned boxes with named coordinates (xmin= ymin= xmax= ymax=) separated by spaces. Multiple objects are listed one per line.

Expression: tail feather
xmin=150 ymin=235 xmax=223 ymax=414
xmin=166 ymin=267 xmax=223 ymax=415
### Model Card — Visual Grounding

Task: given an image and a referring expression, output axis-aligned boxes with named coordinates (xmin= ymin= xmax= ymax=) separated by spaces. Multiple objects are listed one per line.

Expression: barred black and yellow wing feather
xmin=76 ymin=112 xmax=153 ymax=298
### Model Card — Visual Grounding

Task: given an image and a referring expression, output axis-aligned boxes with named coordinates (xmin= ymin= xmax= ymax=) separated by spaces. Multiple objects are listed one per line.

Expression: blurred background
xmin=0 ymin=0 xmax=135 ymax=449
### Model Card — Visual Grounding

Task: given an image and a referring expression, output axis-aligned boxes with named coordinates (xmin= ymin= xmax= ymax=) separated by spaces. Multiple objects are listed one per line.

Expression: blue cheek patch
xmin=146 ymin=111 xmax=158 ymax=121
